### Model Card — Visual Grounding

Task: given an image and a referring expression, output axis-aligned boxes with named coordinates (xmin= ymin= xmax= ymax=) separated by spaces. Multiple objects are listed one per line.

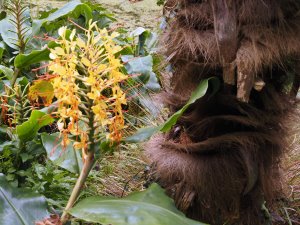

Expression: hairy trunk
xmin=145 ymin=0 xmax=300 ymax=224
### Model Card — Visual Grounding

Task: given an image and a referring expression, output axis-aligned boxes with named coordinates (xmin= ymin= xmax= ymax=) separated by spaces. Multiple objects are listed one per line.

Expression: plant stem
xmin=61 ymin=96 xmax=96 ymax=224
xmin=0 ymin=62 xmax=20 ymax=125
xmin=60 ymin=151 xmax=94 ymax=224
xmin=17 ymin=90 xmax=25 ymax=124
xmin=15 ymin=139 xmax=26 ymax=170
xmin=14 ymin=0 xmax=26 ymax=54
xmin=10 ymin=68 xmax=20 ymax=89
xmin=6 ymin=0 xmax=26 ymax=96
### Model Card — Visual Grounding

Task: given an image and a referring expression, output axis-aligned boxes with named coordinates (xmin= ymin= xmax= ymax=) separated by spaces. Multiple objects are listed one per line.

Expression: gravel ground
xmin=96 ymin=0 xmax=162 ymax=30
xmin=35 ymin=0 xmax=162 ymax=30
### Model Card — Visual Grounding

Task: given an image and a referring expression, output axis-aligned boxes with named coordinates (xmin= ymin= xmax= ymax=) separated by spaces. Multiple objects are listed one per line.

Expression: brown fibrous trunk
xmin=145 ymin=0 xmax=300 ymax=224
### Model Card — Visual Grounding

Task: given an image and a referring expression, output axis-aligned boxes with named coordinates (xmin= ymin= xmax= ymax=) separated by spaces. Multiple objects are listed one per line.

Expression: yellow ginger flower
xmin=47 ymin=21 xmax=128 ymax=154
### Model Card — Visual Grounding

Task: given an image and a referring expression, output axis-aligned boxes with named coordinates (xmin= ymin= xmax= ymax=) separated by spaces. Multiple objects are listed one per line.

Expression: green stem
xmin=7 ymin=0 xmax=25 ymax=95
xmin=6 ymin=68 xmax=20 ymax=99
xmin=15 ymin=0 xmax=26 ymax=54
xmin=61 ymin=97 xmax=96 ymax=224
xmin=10 ymin=68 xmax=20 ymax=89
xmin=15 ymin=139 xmax=25 ymax=168
xmin=17 ymin=92 xmax=25 ymax=124
xmin=12 ymin=84 xmax=26 ymax=168
xmin=87 ymin=98 xmax=96 ymax=154
xmin=60 ymin=151 xmax=94 ymax=224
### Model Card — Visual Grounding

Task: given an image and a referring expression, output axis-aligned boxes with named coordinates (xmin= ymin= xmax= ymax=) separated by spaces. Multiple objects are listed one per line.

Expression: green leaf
xmin=145 ymin=71 xmax=161 ymax=91
xmin=14 ymin=41 xmax=57 ymax=68
xmin=16 ymin=110 xmax=54 ymax=142
xmin=157 ymin=0 xmax=166 ymax=6
xmin=130 ymin=27 xmax=147 ymax=37
xmin=28 ymin=80 xmax=54 ymax=105
xmin=122 ymin=55 xmax=160 ymax=90
xmin=123 ymin=55 xmax=153 ymax=75
xmin=130 ymin=27 xmax=158 ymax=55
xmin=0 ymin=41 xmax=5 ymax=59
xmin=0 ymin=65 xmax=13 ymax=80
xmin=0 ymin=12 xmax=31 ymax=50
xmin=125 ymin=126 xmax=158 ymax=143
xmin=31 ymin=0 xmax=90 ymax=37
xmin=122 ymin=55 xmax=153 ymax=83
xmin=82 ymin=1 xmax=116 ymax=28
xmin=41 ymin=133 xmax=83 ymax=174
xmin=15 ymin=76 xmax=29 ymax=88
xmin=70 ymin=3 xmax=93 ymax=23
xmin=0 ymin=141 xmax=14 ymax=152
xmin=20 ymin=153 xmax=33 ymax=163
xmin=0 ymin=11 xmax=6 ymax=20
xmin=2 ymin=75 xmax=29 ymax=89
xmin=100 ymin=140 xmax=117 ymax=154
xmin=125 ymin=77 xmax=220 ymax=143
xmin=160 ymin=78 xmax=219 ymax=132
xmin=0 ymin=173 xmax=49 ymax=225
xmin=69 ymin=183 xmax=206 ymax=225
xmin=144 ymin=32 xmax=158 ymax=53
xmin=136 ymin=29 xmax=150 ymax=55
xmin=39 ymin=101 xmax=58 ymax=114
xmin=0 ymin=125 xmax=8 ymax=143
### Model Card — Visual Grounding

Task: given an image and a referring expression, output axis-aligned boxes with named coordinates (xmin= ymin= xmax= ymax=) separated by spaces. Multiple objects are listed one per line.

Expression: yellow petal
xmin=57 ymin=121 xmax=64 ymax=131
xmin=81 ymin=57 xmax=91 ymax=67
xmin=58 ymin=26 xmax=67 ymax=37
xmin=76 ymin=37 xmax=86 ymax=48
xmin=49 ymin=53 xmax=57 ymax=59
xmin=53 ymin=47 xmax=65 ymax=56
xmin=111 ymin=32 xmax=120 ymax=39
xmin=70 ymin=29 xmax=76 ymax=41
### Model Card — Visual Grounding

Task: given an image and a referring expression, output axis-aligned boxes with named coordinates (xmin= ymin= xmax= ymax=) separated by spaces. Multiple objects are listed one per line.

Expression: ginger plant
xmin=43 ymin=21 xmax=128 ymax=223
xmin=0 ymin=0 xmax=30 ymax=124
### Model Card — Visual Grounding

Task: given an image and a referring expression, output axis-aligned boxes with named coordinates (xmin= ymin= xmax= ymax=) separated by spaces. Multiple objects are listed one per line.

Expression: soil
xmin=34 ymin=0 xmax=162 ymax=30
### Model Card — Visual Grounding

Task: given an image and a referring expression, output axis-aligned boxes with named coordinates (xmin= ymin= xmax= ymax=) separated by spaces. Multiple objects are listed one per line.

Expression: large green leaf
xmin=41 ymin=133 xmax=83 ymax=174
xmin=145 ymin=71 xmax=161 ymax=91
xmin=125 ymin=77 xmax=220 ymax=143
xmin=122 ymin=55 xmax=160 ymax=92
xmin=16 ymin=110 xmax=54 ymax=142
xmin=69 ymin=183 xmax=206 ymax=225
xmin=0 ymin=141 xmax=15 ymax=152
xmin=124 ymin=55 xmax=153 ymax=74
xmin=122 ymin=55 xmax=153 ymax=83
xmin=0 ymin=65 xmax=13 ymax=80
xmin=160 ymin=77 xmax=219 ymax=132
xmin=0 ymin=41 xmax=5 ymax=59
xmin=31 ymin=0 xmax=90 ymax=37
xmin=0 ymin=11 xmax=31 ymax=50
xmin=69 ymin=3 xmax=92 ymax=22
xmin=0 ymin=173 xmax=49 ymax=225
xmin=125 ymin=126 xmax=158 ymax=143
xmin=14 ymin=41 xmax=58 ymax=68
xmin=39 ymin=101 xmax=58 ymax=114
xmin=130 ymin=27 xmax=158 ymax=55
xmin=130 ymin=27 xmax=147 ymax=37
xmin=28 ymin=80 xmax=54 ymax=105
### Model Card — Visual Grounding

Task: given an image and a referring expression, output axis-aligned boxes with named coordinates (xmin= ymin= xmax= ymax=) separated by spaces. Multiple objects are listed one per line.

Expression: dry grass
xmin=285 ymin=143 xmax=300 ymax=206
xmin=279 ymin=105 xmax=300 ymax=224
xmin=87 ymin=143 xmax=148 ymax=197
